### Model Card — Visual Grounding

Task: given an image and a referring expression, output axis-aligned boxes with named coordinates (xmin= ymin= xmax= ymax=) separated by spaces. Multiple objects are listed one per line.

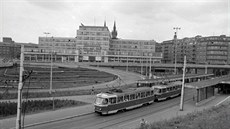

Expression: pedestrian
xmin=140 ymin=118 xmax=147 ymax=128
xmin=91 ymin=86 xmax=95 ymax=95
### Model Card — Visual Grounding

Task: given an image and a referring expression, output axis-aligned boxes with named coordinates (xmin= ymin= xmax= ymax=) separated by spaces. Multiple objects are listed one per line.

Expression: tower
xmin=104 ymin=20 xmax=106 ymax=27
xmin=111 ymin=21 xmax=118 ymax=39
xmin=174 ymin=32 xmax=177 ymax=40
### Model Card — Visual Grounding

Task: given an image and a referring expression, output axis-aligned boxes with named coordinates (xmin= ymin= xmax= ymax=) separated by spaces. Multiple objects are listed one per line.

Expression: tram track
xmin=80 ymin=89 xmax=195 ymax=129
xmin=26 ymin=88 xmax=195 ymax=129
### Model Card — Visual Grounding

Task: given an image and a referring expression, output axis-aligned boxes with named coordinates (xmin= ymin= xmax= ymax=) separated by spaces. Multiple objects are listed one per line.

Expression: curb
xmin=10 ymin=112 xmax=94 ymax=129
xmin=215 ymin=95 xmax=230 ymax=106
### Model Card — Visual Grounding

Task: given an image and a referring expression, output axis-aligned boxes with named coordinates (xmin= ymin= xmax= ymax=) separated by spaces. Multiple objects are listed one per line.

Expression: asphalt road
xmin=25 ymin=88 xmax=195 ymax=129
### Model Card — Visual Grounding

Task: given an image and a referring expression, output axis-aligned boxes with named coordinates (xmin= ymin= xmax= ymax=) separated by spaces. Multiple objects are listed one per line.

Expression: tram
xmin=153 ymin=81 xmax=182 ymax=101
xmin=94 ymin=87 xmax=155 ymax=115
xmin=137 ymin=73 xmax=214 ymax=87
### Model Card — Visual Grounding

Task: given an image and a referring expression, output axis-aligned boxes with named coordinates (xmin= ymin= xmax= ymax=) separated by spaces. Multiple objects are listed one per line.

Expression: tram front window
xmin=154 ymin=88 xmax=161 ymax=94
xmin=95 ymin=98 xmax=108 ymax=105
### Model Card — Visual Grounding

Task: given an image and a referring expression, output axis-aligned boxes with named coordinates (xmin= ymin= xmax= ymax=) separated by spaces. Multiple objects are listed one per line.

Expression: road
xmin=25 ymin=88 xmax=195 ymax=129
xmin=3 ymin=63 xmax=144 ymax=93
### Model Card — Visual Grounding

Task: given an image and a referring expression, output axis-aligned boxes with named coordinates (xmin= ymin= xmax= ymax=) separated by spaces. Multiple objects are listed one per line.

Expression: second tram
xmin=153 ymin=81 xmax=182 ymax=101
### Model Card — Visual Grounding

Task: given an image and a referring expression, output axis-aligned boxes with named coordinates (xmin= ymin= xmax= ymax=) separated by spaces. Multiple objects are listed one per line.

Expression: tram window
xmin=151 ymin=90 xmax=154 ymax=95
xmin=146 ymin=91 xmax=150 ymax=97
xmin=162 ymin=88 xmax=166 ymax=93
xmin=130 ymin=94 xmax=135 ymax=100
xmin=102 ymin=99 xmax=108 ymax=105
xmin=124 ymin=95 xmax=130 ymax=101
xmin=136 ymin=93 xmax=140 ymax=99
xmin=109 ymin=97 xmax=116 ymax=104
xmin=118 ymin=96 xmax=124 ymax=103
xmin=141 ymin=92 xmax=146 ymax=98
xmin=159 ymin=89 xmax=162 ymax=93
xmin=174 ymin=86 xmax=176 ymax=90
xmin=167 ymin=88 xmax=170 ymax=92
xmin=170 ymin=87 xmax=173 ymax=91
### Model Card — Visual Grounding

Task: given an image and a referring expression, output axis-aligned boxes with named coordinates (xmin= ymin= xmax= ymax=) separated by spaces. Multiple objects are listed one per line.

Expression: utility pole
xmin=16 ymin=45 xmax=24 ymax=129
xmin=180 ymin=55 xmax=186 ymax=111
xmin=173 ymin=27 xmax=181 ymax=75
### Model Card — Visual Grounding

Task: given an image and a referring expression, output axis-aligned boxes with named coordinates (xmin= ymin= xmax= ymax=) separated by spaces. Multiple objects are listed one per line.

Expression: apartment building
xmin=196 ymin=35 xmax=230 ymax=65
xmin=161 ymin=35 xmax=230 ymax=65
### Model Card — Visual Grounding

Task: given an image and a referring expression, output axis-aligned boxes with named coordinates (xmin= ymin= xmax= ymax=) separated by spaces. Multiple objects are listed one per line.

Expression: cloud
xmin=26 ymin=0 xmax=69 ymax=10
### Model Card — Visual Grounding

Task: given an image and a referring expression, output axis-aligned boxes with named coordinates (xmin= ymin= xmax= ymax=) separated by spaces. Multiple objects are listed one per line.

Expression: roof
xmin=186 ymin=75 xmax=230 ymax=89
xmin=97 ymin=87 xmax=152 ymax=98
xmin=153 ymin=81 xmax=182 ymax=89
xmin=219 ymin=80 xmax=230 ymax=84
xmin=138 ymin=74 xmax=214 ymax=84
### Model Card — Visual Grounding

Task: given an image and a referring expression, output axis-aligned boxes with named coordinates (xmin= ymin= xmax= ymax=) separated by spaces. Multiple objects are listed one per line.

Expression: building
xmin=76 ymin=22 xmax=111 ymax=62
xmin=196 ymin=35 xmax=230 ymax=65
xmin=109 ymin=39 xmax=161 ymax=63
xmin=161 ymin=35 xmax=230 ymax=65
xmin=162 ymin=32 xmax=196 ymax=64
xmin=23 ymin=21 xmax=162 ymax=63
xmin=108 ymin=22 xmax=162 ymax=64
xmin=33 ymin=37 xmax=78 ymax=62
xmin=0 ymin=38 xmax=36 ymax=62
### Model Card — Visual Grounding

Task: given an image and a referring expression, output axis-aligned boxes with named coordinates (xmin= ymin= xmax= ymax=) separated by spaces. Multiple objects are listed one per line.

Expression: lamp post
xmin=173 ymin=27 xmax=181 ymax=75
xmin=44 ymin=32 xmax=54 ymax=110
xmin=140 ymin=43 xmax=143 ymax=76
xmin=50 ymin=36 xmax=55 ymax=110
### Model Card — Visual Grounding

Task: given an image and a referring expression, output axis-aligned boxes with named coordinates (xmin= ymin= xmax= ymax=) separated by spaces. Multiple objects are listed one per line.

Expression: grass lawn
xmin=0 ymin=99 xmax=88 ymax=119
xmin=137 ymin=102 xmax=230 ymax=129
xmin=0 ymin=65 xmax=117 ymax=89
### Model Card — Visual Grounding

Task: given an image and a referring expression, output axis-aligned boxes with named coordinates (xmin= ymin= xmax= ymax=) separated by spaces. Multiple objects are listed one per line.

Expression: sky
xmin=0 ymin=0 xmax=229 ymax=44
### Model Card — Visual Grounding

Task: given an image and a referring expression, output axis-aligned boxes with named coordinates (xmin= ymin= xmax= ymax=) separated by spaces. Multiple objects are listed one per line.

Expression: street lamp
xmin=173 ymin=27 xmax=181 ymax=75
xmin=44 ymin=32 xmax=55 ymax=110
xmin=50 ymin=36 xmax=55 ymax=110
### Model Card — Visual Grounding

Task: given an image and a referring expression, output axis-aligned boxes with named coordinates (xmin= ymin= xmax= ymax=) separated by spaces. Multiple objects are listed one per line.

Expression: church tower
xmin=104 ymin=20 xmax=106 ymax=27
xmin=111 ymin=21 xmax=118 ymax=39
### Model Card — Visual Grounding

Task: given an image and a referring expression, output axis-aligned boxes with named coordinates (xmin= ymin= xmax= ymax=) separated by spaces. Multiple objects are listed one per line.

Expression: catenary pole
xmin=16 ymin=45 xmax=24 ymax=129
xmin=180 ymin=55 xmax=186 ymax=111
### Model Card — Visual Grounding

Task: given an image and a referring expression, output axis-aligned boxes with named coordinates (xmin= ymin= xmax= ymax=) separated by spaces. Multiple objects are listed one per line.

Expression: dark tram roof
xmin=106 ymin=87 xmax=152 ymax=95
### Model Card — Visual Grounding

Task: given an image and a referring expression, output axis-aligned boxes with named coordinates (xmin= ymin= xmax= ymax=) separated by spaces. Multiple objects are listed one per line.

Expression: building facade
xmin=0 ymin=37 xmax=36 ymax=62
xmin=76 ymin=23 xmax=111 ymax=62
xmin=23 ymin=22 xmax=162 ymax=63
xmin=24 ymin=37 xmax=77 ymax=62
xmin=196 ymin=35 xmax=230 ymax=65
xmin=109 ymin=39 xmax=161 ymax=63
xmin=161 ymin=35 xmax=230 ymax=65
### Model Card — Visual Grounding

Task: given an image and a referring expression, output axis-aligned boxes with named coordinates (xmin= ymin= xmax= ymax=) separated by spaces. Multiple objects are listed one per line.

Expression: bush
xmin=0 ymin=99 xmax=88 ymax=118
xmin=136 ymin=102 xmax=230 ymax=129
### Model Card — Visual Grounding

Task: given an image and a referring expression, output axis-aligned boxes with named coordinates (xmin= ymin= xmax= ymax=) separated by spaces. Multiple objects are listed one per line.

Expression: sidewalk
xmin=117 ymin=94 xmax=230 ymax=129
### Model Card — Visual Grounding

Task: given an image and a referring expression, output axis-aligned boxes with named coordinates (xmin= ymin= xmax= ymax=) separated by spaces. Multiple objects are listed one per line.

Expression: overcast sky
xmin=0 ymin=0 xmax=229 ymax=44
